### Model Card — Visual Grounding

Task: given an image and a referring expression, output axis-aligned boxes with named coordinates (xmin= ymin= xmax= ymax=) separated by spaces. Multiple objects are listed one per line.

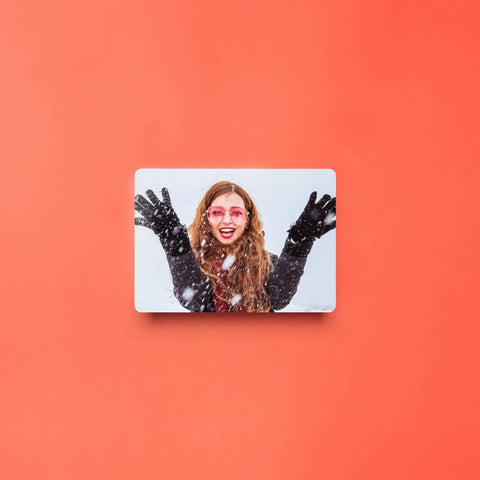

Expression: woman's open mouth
xmin=219 ymin=228 xmax=235 ymax=239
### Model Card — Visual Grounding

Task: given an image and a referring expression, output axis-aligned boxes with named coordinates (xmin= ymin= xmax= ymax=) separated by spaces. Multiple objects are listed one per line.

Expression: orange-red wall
xmin=1 ymin=1 xmax=479 ymax=478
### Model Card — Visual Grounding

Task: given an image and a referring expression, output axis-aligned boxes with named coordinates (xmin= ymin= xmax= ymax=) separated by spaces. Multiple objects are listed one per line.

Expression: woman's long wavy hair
xmin=188 ymin=181 xmax=272 ymax=312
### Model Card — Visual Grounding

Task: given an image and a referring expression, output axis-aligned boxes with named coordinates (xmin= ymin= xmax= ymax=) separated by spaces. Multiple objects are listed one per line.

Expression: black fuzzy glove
xmin=284 ymin=192 xmax=336 ymax=257
xmin=135 ymin=188 xmax=191 ymax=257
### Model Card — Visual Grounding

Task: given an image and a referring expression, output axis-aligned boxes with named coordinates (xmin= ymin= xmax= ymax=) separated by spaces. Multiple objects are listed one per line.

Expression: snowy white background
xmin=135 ymin=169 xmax=336 ymax=312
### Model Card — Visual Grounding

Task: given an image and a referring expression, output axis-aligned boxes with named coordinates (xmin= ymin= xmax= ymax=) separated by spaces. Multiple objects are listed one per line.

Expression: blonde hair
xmin=188 ymin=181 xmax=272 ymax=312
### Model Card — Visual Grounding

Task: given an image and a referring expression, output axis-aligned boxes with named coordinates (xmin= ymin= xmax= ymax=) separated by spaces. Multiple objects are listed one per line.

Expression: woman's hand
xmin=291 ymin=192 xmax=336 ymax=241
xmin=135 ymin=188 xmax=191 ymax=256
xmin=135 ymin=188 xmax=180 ymax=235
xmin=284 ymin=192 xmax=336 ymax=257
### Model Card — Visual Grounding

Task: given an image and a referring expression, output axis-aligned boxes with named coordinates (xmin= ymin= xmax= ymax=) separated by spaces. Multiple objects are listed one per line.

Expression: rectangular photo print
xmin=135 ymin=169 xmax=336 ymax=313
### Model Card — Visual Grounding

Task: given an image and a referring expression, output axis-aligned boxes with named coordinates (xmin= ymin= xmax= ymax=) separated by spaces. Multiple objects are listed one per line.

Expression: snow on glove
xmin=284 ymin=192 xmax=336 ymax=257
xmin=135 ymin=188 xmax=192 ymax=257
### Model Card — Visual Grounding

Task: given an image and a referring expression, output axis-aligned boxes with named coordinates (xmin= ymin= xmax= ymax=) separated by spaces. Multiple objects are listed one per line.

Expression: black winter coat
xmin=165 ymin=249 xmax=307 ymax=312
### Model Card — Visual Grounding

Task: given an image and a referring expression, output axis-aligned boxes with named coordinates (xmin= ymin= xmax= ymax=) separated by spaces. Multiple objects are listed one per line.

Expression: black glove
xmin=284 ymin=192 xmax=336 ymax=257
xmin=135 ymin=188 xmax=191 ymax=257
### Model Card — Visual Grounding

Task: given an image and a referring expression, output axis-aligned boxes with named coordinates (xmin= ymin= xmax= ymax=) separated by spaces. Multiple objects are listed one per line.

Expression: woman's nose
xmin=221 ymin=212 xmax=233 ymax=224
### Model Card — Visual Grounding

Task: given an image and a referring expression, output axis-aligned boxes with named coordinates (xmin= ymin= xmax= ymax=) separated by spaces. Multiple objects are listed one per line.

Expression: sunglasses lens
xmin=209 ymin=208 xmax=225 ymax=218
xmin=230 ymin=209 xmax=246 ymax=221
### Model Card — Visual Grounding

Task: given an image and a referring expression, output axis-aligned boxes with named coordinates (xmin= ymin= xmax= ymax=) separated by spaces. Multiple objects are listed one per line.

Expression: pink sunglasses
xmin=206 ymin=206 xmax=249 ymax=223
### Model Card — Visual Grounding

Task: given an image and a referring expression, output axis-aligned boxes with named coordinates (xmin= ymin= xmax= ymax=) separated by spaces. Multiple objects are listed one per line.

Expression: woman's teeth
xmin=219 ymin=228 xmax=235 ymax=238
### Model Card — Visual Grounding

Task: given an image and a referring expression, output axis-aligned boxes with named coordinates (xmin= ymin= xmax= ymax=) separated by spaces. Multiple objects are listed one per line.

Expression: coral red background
xmin=1 ymin=1 xmax=479 ymax=478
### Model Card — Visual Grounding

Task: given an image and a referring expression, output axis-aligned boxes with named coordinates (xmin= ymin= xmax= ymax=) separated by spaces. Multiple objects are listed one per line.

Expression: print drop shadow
xmin=142 ymin=311 xmax=331 ymax=329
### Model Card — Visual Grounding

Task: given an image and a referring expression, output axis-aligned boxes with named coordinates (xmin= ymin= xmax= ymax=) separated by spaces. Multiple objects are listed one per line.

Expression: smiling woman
xmin=188 ymin=182 xmax=272 ymax=312
xmin=135 ymin=180 xmax=336 ymax=312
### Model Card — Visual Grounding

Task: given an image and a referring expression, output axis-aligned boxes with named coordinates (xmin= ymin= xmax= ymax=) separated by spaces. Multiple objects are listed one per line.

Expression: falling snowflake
xmin=222 ymin=254 xmax=235 ymax=270
xmin=182 ymin=287 xmax=196 ymax=302
xmin=324 ymin=212 xmax=336 ymax=225
xmin=230 ymin=294 xmax=242 ymax=305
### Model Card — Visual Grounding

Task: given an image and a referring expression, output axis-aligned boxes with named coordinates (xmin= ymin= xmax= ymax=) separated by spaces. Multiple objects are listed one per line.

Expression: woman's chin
xmin=218 ymin=237 xmax=236 ymax=245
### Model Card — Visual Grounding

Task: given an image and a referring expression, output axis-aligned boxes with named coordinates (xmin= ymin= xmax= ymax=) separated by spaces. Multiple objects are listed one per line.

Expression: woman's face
xmin=207 ymin=193 xmax=248 ymax=245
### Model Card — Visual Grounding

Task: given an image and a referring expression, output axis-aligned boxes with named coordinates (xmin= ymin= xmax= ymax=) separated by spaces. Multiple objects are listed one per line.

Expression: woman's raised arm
xmin=267 ymin=192 xmax=336 ymax=310
xmin=135 ymin=188 xmax=214 ymax=312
